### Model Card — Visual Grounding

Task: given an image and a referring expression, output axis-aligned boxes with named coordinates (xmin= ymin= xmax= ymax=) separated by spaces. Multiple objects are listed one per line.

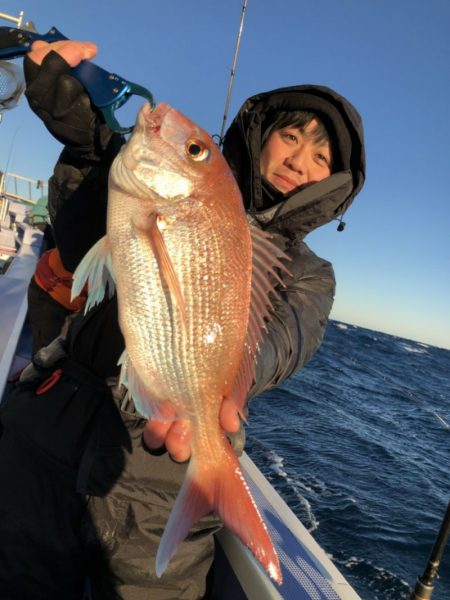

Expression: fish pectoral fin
xmin=119 ymin=349 xmax=178 ymax=421
xmin=140 ymin=212 xmax=187 ymax=330
xmin=230 ymin=225 xmax=291 ymax=414
xmin=71 ymin=235 xmax=115 ymax=313
xmin=155 ymin=434 xmax=282 ymax=585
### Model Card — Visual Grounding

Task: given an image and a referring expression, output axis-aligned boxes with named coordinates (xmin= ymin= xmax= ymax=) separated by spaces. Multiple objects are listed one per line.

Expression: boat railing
xmin=1 ymin=171 xmax=48 ymax=206
xmin=0 ymin=174 xmax=45 ymax=402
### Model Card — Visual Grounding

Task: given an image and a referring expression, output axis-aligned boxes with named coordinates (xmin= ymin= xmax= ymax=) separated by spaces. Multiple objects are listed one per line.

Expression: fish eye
xmin=186 ymin=139 xmax=210 ymax=162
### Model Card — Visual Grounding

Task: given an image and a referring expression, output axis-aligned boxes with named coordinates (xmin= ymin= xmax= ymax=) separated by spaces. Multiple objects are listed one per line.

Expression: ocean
xmin=246 ymin=320 xmax=450 ymax=600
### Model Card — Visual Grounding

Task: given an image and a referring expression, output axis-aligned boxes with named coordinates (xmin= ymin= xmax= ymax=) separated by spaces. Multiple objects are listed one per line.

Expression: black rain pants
xmin=0 ymin=365 xmax=221 ymax=600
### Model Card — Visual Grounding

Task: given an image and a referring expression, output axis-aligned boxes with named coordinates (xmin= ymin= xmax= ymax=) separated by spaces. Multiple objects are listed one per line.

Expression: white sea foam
xmin=342 ymin=555 xmax=361 ymax=568
xmin=266 ymin=450 xmax=320 ymax=531
xmin=298 ymin=495 xmax=320 ymax=532
xmin=267 ymin=450 xmax=287 ymax=477
xmin=433 ymin=412 xmax=450 ymax=429
xmin=297 ymin=481 xmax=315 ymax=494
xmin=400 ymin=343 xmax=428 ymax=354
xmin=336 ymin=555 xmax=411 ymax=591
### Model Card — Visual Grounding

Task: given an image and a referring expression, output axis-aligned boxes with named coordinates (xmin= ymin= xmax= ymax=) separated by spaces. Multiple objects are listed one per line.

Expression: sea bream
xmin=72 ymin=101 xmax=289 ymax=584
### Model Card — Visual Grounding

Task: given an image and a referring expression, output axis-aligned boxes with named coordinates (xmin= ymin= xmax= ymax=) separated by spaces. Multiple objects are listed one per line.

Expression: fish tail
xmin=155 ymin=435 xmax=282 ymax=585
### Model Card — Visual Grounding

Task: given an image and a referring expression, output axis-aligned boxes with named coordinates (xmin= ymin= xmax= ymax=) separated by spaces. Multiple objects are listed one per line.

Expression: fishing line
xmin=2 ymin=127 xmax=20 ymax=178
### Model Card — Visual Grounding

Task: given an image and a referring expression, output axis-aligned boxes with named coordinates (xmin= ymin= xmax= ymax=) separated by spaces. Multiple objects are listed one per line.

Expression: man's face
xmin=260 ymin=119 xmax=332 ymax=194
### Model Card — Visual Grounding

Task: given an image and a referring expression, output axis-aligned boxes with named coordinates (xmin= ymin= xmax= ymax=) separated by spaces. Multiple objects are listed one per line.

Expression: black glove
xmin=24 ymin=51 xmax=122 ymax=160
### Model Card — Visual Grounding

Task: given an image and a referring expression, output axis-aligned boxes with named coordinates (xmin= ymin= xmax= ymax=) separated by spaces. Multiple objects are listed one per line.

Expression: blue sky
xmin=1 ymin=0 xmax=449 ymax=349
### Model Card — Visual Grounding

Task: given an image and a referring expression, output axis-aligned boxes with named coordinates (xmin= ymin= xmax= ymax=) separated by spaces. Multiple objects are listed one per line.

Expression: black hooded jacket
xmin=221 ymin=85 xmax=365 ymax=397
xmin=32 ymin=64 xmax=365 ymax=402
xmin=223 ymin=84 xmax=365 ymax=236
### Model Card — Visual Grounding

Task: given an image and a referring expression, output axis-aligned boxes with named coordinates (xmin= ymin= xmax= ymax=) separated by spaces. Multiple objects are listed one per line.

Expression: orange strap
xmin=34 ymin=249 xmax=86 ymax=312
xmin=36 ymin=368 xmax=63 ymax=395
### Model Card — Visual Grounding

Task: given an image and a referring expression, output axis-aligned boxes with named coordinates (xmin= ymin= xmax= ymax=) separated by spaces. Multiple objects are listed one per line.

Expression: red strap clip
xmin=36 ymin=368 xmax=63 ymax=395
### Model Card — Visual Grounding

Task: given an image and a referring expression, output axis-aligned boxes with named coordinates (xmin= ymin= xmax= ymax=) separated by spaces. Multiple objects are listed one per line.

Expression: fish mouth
xmin=114 ymin=101 xmax=195 ymax=200
xmin=140 ymin=101 xmax=199 ymax=152
xmin=139 ymin=102 xmax=172 ymax=133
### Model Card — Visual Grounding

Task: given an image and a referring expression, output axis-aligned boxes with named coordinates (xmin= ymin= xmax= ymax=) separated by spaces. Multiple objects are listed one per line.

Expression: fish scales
xmin=110 ymin=197 xmax=252 ymax=410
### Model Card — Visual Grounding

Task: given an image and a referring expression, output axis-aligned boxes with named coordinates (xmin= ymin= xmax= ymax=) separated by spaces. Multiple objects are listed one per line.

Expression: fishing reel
xmin=0 ymin=59 xmax=25 ymax=120
xmin=0 ymin=10 xmax=33 ymax=122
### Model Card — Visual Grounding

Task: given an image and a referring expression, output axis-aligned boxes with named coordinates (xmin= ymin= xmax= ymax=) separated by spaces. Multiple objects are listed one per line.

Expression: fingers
xmin=143 ymin=400 xmax=242 ymax=463
xmin=165 ymin=419 xmax=192 ymax=463
xmin=28 ymin=40 xmax=98 ymax=67
xmin=142 ymin=403 xmax=177 ymax=449
xmin=142 ymin=418 xmax=172 ymax=450
xmin=143 ymin=417 xmax=192 ymax=463
xmin=220 ymin=398 xmax=241 ymax=432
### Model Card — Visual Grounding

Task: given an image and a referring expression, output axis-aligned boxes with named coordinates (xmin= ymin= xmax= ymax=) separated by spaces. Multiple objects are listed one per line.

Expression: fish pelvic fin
xmin=119 ymin=350 xmax=171 ymax=420
xmin=71 ymin=235 xmax=115 ymax=314
xmin=139 ymin=212 xmax=187 ymax=332
xmin=155 ymin=433 xmax=282 ymax=585
xmin=230 ymin=225 xmax=291 ymax=416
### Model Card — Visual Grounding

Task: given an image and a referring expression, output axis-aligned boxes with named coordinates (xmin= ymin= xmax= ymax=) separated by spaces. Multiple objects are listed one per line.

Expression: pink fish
xmin=73 ymin=102 xmax=289 ymax=584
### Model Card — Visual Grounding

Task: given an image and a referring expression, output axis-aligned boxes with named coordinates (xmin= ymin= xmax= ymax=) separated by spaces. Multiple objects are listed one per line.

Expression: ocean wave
xmin=399 ymin=342 xmax=430 ymax=355
xmin=263 ymin=450 xmax=320 ymax=531
xmin=331 ymin=554 xmax=412 ymax=599
xmin=267 ymin=449 xmax=288 ymax=477
xmin=417 ymin=341 xmax=430 ymax=348
xmin=248 ymin=321 xmax=450 ymax=599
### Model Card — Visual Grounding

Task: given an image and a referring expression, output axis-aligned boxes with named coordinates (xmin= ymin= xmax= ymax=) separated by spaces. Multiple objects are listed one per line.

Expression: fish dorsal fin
xmin=230 ymin=225 xmax=291 ymax=417
xmin=140 ymin=212 xmax=187 ymax=329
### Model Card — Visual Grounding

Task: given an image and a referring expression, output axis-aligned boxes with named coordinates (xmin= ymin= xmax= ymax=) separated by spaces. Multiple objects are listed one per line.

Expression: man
xmin=0 ymin=40 xmax=365 ymax=599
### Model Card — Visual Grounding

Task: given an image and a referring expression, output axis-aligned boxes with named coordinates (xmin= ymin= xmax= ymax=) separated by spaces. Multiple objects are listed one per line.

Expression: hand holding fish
xmin=143 ymin=398 xmax=242 ymax=462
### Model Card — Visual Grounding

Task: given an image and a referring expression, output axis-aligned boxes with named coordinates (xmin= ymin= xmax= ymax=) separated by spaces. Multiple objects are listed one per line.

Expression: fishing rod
xmin=410 ymin=500 xmax=450 ymax=599
xmin=218 ymin=0 xmax=248 ymax=146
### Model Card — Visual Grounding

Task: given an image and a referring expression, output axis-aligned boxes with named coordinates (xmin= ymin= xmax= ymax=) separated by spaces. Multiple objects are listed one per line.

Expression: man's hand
xmin=24 ymin=39 xmax=120 ymax=152
xmin=143 ymin=399 xmax=241 ymax=462
xmin=28 ymin=40 xmax=97 ymax=67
